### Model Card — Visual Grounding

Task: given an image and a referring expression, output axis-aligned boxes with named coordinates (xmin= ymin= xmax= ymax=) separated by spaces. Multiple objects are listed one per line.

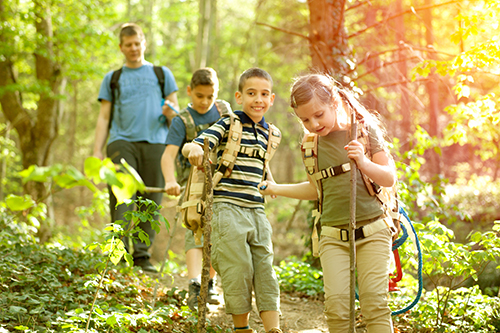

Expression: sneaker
xmin=133 ymin=257 xmax=158 ymax=273
xmin=187 ymin=278 xmax=201 ymax=311
xmin=207 ymin=278 xmax=220 ymax=305
xmin=266 ymin=329 xmax=282 ymax=333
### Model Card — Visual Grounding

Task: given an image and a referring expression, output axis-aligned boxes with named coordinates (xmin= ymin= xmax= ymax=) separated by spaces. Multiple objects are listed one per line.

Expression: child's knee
xmin=359 ymin=292 xmax=391 ymax=320
xmin=324 ymin=294 xmax=350 ymax=320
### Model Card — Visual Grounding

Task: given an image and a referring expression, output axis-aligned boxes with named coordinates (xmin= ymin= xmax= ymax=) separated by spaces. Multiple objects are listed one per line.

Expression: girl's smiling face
xmin=295 ymin=96 xmax=343 ymax=136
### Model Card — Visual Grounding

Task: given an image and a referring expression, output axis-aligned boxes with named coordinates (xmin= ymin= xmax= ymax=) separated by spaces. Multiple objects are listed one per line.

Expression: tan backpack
xmin=301 ymin=122 xmax=398 ymax=256
xmin=179 ymin=113 xmax=281 ymax=245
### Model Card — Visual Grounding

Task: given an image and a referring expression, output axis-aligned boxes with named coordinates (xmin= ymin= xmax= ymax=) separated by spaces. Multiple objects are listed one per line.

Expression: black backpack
xmin=108 ymin=66 xmax=165 ymax=129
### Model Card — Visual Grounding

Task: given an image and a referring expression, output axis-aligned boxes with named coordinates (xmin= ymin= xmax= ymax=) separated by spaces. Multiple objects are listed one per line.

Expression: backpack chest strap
xmin=311 ymin=163 xmax=351 ymax=181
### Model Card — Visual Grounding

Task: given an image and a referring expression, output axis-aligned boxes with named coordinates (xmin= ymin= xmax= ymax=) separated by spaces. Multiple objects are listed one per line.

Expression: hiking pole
xmin=197 ymin=138 xmax=213 ymax=333
xmin=349 ymin=108 xmax=358 ymax=333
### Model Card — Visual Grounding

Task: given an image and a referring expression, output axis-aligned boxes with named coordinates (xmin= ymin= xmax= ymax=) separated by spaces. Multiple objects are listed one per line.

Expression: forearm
xmin=269 ymin=182 xmax=318 ymax=201
xmin=93 ymin=116 xmax=109 ymax=157
xmin=358 ymin=153 xmax=397 ymax=187
xmin=161 ymin=149 xmax=178 ymax=183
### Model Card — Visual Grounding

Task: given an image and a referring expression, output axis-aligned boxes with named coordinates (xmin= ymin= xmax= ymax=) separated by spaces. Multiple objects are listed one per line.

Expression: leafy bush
xmin=275 ymin=256 xmax=323 ymax=297
xmin=0 ymin=211 xmax=199 ymax=333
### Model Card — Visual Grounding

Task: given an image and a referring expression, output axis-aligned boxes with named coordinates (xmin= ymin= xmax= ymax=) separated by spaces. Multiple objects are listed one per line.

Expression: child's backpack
xmin=109 ymin=66 xmax=165 ymax=129
xmin=301 ymin=122 xmax=400 ymax=256
xmin=179 ymin=112 xmax=281 ymax=245
xmin=175 ymin=100 xmax=232 ymax=185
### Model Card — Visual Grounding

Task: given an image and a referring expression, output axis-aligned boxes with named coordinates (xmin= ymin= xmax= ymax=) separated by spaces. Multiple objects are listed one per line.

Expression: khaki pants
xmin=319 ymin=228 xmax=393 ymax=333
xmin=211 ymin=202 xmax=280 ymax=315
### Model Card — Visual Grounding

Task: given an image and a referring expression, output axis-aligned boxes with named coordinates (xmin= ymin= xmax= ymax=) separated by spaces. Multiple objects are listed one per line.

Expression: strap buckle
xmin=340 ymin=229 xmax=349 ymax=242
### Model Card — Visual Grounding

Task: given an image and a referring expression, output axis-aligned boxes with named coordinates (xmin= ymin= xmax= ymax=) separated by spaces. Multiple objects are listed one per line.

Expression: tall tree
xmin=0 ymin=0 xmax=62 ymax=202
xmin=307 ymin=0 xmax=351 ymax=79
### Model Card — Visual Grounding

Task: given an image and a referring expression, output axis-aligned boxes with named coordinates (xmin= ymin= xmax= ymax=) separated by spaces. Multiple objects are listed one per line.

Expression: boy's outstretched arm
xmin=182 ymin=142 xmax=204 ymax=167
xmin=161 ymin=145 xmax=181 ymax=196
xmin=258 ymin=174 xmax=318 ymax=201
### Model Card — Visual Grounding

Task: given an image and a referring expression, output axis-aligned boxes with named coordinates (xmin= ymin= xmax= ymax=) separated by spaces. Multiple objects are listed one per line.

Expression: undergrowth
xmin=0 ymin=213 xmax=208 ymax=333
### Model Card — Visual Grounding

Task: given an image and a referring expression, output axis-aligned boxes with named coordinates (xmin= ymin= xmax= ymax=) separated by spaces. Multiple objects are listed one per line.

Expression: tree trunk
xmin=195 ymin=0 xmax=212 ymax=69
xmin=307 ymin=0 xmax=350 ymax=77
xmin=396 ymin=0 xmax=412 ymax=145
xmin=0 ymin=0 xmax=62 ymax=242
xmin=423 ymin=0 xmax=442 ymax=178
xmin=67 ymin=81 xmax=79 ymax=164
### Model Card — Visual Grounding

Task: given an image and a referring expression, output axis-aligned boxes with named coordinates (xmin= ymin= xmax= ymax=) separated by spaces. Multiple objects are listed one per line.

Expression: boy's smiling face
xmin=235 ymin=77 xmax=275 ymax=123
xmin=187 ymin=84 xmax=217 ymax=114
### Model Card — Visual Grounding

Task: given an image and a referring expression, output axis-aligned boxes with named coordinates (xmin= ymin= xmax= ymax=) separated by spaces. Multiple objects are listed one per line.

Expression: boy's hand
xmin=187 ymin=145 xmax=204 ymax=167
xmin=165 ymin=181 xmax=181 ymax=196
xmin=258 ymin=180 xmax=277 ymax=199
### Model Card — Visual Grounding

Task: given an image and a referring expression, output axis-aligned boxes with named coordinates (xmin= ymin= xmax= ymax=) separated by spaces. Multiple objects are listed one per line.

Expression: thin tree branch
xmin=256 ymin=21 xmax=309 ymax=40
xmin=355 ymin=56 xmax=422 ymax=81
xmin=348 ymin=0 xmax=464 ymax=39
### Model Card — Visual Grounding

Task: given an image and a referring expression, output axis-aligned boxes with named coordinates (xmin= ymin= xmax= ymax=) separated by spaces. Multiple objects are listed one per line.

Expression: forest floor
xmin=144 ymin=203 xmax=368 ymax=333
xmin=161 ymin=271 xmax=330 ymax=333
xmin=144 ymin=203 xmax=332 ymax=332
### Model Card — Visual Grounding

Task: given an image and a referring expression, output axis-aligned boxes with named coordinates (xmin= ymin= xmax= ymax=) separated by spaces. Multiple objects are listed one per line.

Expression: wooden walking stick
xmin=349 ymin=109 xmax=358 ymax=333
xmin=197 ymin=138 xmax=213 ymax=333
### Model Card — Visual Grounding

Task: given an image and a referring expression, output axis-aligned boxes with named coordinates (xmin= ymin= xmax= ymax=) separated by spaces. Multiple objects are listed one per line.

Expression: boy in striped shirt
xmin=182 ymin=68 xmax=282 ymax=333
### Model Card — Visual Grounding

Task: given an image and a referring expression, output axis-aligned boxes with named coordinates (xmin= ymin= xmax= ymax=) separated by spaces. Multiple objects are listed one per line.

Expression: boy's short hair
xmin=190 ymin=68 xmax=219 ymax=89
xmin=238 ymin=67 xmax=273 ymax=92
xmin=119 ymin=23 xmax=144 ymax=44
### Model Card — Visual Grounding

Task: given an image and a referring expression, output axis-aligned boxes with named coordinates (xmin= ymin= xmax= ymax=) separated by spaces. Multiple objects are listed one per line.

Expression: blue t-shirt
xmin=166 ymin=103 xmax=223 ymax=147
xmin=98 ymin=62 xmax=178 ymax=145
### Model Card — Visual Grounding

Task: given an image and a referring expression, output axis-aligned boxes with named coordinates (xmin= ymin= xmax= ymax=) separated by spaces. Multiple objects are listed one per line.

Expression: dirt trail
xmin=163 ymin=272 xmax=329 ymax=333
xmin=151 ymin=205 xmax=329 ymax=332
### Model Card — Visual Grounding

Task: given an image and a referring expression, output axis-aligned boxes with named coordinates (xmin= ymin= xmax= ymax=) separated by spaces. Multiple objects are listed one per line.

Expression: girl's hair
xmin=290 ymin=73 xmax=388 ymax=139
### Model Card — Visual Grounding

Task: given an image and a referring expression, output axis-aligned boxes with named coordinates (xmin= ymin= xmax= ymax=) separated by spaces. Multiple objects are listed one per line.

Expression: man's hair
xmin=190 ymin=68 xmax=219 ymax=89
xmin=238 ymin=67 xmax=273 ymax=92
xmin=119 ymin=23 xmax=145 ymax=44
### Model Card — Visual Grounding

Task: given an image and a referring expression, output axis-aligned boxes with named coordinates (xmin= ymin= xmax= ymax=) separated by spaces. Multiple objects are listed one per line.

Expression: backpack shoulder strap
xmin=108 ymin=68 xmax=123 ymax=130
xmin=301 ymin=133 xmax=323 ymax=212
xmin=153 ymin=66 xmax=166 ymax=99
xmin=262 ymin=124 xmax=281 ymax=180
xmin=301 ymin=132 xmax=322 ymax=257
xmin=212 ymin=113 xmax=242 ymax=186
xmin=214 ymin=100 xmax=233 ymax=117
xmin=177 ymin=108 xmax=197 ymax=142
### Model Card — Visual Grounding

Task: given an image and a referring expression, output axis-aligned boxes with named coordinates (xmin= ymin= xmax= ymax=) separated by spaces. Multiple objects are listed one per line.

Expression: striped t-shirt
xmin=193 ymin=110 xmax=277 ymax=209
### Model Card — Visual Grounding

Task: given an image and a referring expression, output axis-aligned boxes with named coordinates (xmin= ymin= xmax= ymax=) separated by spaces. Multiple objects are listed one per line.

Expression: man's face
xmin=119 ymin=34 xmax=146 ymax=67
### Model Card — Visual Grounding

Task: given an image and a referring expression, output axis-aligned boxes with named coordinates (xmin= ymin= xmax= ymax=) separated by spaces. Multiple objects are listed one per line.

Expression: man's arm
xmin=163 ymin=91 xmax=179 ymax=122
xmin=161 ymin=144 xmax=181 ymax=196
xmin=93 ymin=100 xmax=112 ymax=160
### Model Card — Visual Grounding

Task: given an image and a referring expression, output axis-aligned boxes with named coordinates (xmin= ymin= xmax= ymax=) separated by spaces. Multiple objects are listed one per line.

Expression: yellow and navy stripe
xmin=193 ymin=111 xmax=276 ymax=208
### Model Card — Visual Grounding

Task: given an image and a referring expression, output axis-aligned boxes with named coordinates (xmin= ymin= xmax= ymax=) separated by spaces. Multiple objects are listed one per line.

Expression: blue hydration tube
xmin=390 ymin=206 xmax=423 ymax=316
xmin=354 ymin=206 xmax=423 ymax=315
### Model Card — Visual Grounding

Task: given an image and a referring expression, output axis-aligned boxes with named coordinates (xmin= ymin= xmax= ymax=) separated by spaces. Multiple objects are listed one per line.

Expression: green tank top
xmin=318 ymin=127 xmax=385 ymax=227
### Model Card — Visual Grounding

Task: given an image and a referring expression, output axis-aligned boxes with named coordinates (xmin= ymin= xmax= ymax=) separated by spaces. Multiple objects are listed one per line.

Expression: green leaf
xmin=9 ymin=306 xmax=28 ymax=314
xmin=111 ymin=173 xmax=138 ymax=204
xmin=120 ymin=158 xmax=146 ymax=192
xmin=5 ymin=194 xmax=35 ymax=211
xmin=84 ymin=156 xmax=103 ymax=183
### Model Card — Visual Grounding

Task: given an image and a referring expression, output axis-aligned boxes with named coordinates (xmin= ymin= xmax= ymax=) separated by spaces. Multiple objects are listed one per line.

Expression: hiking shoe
xmin=207 ymin=278 xmax=220 ymax=305
xmin=266 ymin=329 xmax=283 ymax=333
xmin=133 ymin=257 xmax=158 ymax=273
xmin=234 ymin=329 xmax=254 ymax=333
xmin=187 ymin=279 xmax=201 ymax=311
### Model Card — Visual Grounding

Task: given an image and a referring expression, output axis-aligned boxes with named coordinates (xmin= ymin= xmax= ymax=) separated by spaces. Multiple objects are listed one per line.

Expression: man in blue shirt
xmin=93 ymin=23 xmax=179 ymax=273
